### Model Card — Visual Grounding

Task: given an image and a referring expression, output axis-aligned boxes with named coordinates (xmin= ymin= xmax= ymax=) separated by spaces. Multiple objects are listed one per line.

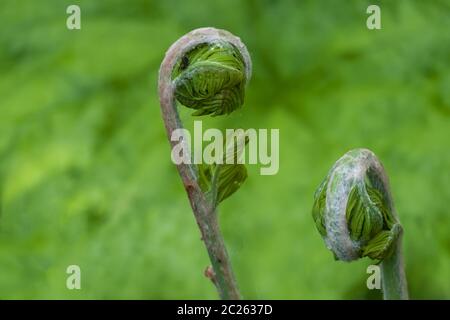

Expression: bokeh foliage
xmin=0 ymin=0 xmax=449 ymax=299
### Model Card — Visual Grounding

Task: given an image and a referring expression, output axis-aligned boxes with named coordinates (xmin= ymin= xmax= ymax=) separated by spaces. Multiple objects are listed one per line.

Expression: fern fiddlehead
xmin=312 ymin=148 xmax=409 ymax=299
xmin=171 ymin=39 xmax=248 ymax=116
xmin=158 ymin=28 xmax=252 ymax=299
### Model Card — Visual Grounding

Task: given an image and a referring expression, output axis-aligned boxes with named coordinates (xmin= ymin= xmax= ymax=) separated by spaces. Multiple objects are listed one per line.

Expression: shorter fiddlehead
xmin=312 ymin=148 xmax=409 ymax=299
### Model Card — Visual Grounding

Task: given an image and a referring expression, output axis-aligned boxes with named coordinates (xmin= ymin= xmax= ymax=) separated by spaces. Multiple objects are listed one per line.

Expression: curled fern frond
xmin=172 ymin=41 xmax=247 ymax=116
xmin=158 ymin=28 xmax=252 ymax=300
xmin=312 ymin=148 xmax=402 ymax=262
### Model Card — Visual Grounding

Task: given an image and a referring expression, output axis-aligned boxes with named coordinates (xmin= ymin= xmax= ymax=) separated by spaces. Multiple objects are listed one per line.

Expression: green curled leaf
xmin=198 ymin=163 xmax=247 ymax=206
xmin=362 ymin=224 xmax=401 ymax=260
xmin=312 ymin=179 xmax=328 ymax=237
xmin=214 ymin=164 xmax=248 ymax=203
xmin=198 ymin=131 xmax=249 ymax=206
xmin=311 ymin=148 xmax=402 ymax=262
xmin=345 ymin=184 xmax=384 ymax=243
xmin=172 ymin=41 xmax=246 ymax=116
xmin=198 ymin=131 xmax=248 ymax=206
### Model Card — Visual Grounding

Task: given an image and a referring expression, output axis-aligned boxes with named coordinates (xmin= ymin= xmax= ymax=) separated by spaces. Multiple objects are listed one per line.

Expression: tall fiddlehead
xmin=158 ymin=27 xmax=251 ymax=299
xmin=312 ymin=149 xmax=409 ymax=299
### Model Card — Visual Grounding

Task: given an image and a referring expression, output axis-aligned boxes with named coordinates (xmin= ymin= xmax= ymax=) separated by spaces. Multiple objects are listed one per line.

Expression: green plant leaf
xmin=172 ymin=41 xmax=246 ymax=117
xmin=312 ymin=178 xmax=328 ymax=237
xmin=198 ymin=130 xmax=249 ymax=206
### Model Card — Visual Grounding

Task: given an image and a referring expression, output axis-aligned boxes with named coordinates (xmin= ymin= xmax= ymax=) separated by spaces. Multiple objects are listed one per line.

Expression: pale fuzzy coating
xmin=324 ymin=148 xmax=395 ymax=261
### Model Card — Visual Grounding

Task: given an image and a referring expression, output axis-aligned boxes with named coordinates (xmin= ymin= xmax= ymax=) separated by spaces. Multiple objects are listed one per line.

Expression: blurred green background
xmin=0 ymin=0 xmax=449 ymax=299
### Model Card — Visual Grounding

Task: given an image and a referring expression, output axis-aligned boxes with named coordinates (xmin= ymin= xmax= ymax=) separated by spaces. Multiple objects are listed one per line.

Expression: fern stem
xmin=381 ymin=233 xmax=409 ymax=299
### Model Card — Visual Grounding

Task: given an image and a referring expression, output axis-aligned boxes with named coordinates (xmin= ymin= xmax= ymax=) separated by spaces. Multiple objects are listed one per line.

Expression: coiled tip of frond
xmin=159 ymin=28 xmax=252 ymax=117
xmin=312 ymin=148 xmax=402 ymax=262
